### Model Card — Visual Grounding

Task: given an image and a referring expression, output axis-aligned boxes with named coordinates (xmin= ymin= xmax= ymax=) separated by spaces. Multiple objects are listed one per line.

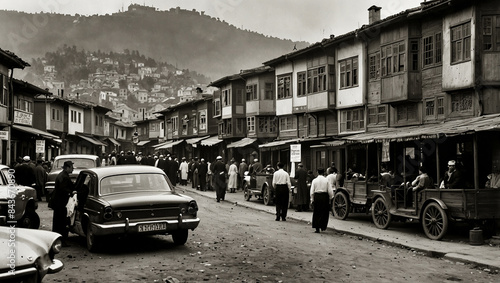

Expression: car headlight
xmin=103 ymin=206 xmax=113 ymax=220
xmin=188 ymin=201 xmax=198 ymax=215
xmin=49 ymin=238 xmax=62 ymax=260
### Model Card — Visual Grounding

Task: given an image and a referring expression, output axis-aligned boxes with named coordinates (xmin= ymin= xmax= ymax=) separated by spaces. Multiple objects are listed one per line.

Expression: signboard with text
xmin=36 ymin=140 xmax=45 ymax=153
xmin=290 ymin=144 xmax=301 ymax=162
xmin=0 ymin=131 xmax=7 ymax=141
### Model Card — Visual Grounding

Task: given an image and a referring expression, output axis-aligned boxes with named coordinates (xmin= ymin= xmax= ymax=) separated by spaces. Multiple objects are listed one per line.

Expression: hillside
xmin=0 ymin=7 xmax=309 ymax=80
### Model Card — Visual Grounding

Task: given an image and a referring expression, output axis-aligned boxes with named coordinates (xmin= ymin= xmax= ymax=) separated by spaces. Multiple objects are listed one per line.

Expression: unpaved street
xmin=37 ymin=192 xmax=499 ymax=282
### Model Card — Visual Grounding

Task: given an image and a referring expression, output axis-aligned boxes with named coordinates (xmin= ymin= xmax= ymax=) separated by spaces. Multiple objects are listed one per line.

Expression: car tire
xmin=372 ymin=198 xmax=392 ymax=229
xmin=333 ymin=192 xmax=350 ymax=220
xmin=263 ymin=185 xmax=272 ymax=206
xmin=86 ymin=222 xmax=100 ymax=252
xmin=172 ymin=229 xmax=188 ymax=245
xmin=243 ymin=183 xmax=251 ymax=201
xmin=18 ymin=210 xmax=40 ymax=229
xmin=422 ymin=202 xmax=448 ymax=240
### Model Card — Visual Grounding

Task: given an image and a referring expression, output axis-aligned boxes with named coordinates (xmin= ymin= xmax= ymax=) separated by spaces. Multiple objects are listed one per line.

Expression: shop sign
xmin=14 ymin=111 xmax=33 ymax=125
xmin=36 ymin=140 xmax=45 ymax=153
xmin=0 ymin=131 xmax=8 ymax=140
xmin=290 ymin=144 xmax=301 ymax=162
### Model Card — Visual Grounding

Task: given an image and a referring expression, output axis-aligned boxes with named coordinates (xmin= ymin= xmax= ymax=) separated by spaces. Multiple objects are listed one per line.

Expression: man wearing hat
xmin=14 ymin=156 xmax=36 ymax=187
xmin=213 ymin=156 xmax=227 ymax=202
xmin=51 ymin=160 xmax=75 ymax=246
xmin=442 ymin=160 xmax=464 ymax=189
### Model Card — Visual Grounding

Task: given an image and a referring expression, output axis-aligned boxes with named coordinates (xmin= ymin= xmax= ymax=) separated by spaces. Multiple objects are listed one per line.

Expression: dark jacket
xmin=14 ymin=163 xmax=36 ymax=187
xmin=52 ymin=170 xmax=74 ymax=210
xmin=198 ymin=162 xmax=208 ymax=176
xmin=443 ymin=170 xmax=464 ymax=189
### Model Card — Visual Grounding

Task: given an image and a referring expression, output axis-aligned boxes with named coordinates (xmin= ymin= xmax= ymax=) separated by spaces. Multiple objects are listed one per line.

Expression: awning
xmin=107 ymin=137 xmax=121 ymax=146
xmin=342 ymin=114 xmax=500 ymax=143
xmin=259 ymin=138 xmax=301 ymax=148
xmin=200 ymin=135 xmax=223 ymax=146
xmin=136 ymin=140 xmax=151 ymax=146
xmin=156 ymin=139 xmax=184 ymax=149
xmin=186 ymin=135 xmax=210 ymax=145
xmin=76 ymin=134 xmax=107 ymax=146
xmin=321 ymin=140 xmax=347 ymax=147
xmin=227 ymin=138 xmax=257 ymax=148
xmin=12 ymin=124 xmax=60 ymax=140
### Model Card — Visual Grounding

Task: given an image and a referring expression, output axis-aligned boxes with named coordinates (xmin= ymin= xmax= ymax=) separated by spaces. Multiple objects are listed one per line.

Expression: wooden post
xmin=473 ymin=134 xmax=479 ymax=189
xmin=436 ymin=142 xmax=440 ymax=187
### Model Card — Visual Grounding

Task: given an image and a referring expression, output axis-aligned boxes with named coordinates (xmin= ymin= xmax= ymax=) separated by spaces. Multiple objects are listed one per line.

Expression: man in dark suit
xmin=51 ymin=161 xmax=75 ymax=246
xmin=198 ymin=158 xmax=209 ymax=191
xmin=293 ymin=163 xmax=309 ymax=212
xmin=213 ymin=156 xmax=227 ymax=202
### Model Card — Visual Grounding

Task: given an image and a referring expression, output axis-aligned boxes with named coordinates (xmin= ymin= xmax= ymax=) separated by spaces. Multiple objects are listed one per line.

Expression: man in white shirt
xmin=272 ymin=162 xmax=291 ymax=221
xmin=310 ymin=168 xmax=334 ymax=233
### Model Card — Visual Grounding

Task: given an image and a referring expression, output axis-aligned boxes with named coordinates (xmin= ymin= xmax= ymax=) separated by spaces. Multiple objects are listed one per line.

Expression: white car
xmin=0 ymin=226 xmax=64 ymax=282
xmin=45 ymin=154 xmax=101 ymax=203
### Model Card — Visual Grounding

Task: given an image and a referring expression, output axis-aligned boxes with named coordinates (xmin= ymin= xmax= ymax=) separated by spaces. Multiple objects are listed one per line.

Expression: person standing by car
xmin=51 ymin=161 xmax=75 ymax=246
xmin=310 ymin=168 xmax=334 ymax=233
xmin=213 ymin=156 xmax=227 ymax=202
xmin=34 ymin=159 xmax=47 ymax=201
xmin=238 ymin=159 xmax=248 ymax=191
xmin=293 ymin=163 xmax=309 ymax=212
xmin=272 ymin=162 xmax=292 ymax=221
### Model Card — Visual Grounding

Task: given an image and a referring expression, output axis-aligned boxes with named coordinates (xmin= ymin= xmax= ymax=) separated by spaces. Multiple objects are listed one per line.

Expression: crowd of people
xmin=13 ymin=149 xmax=498 ymax=242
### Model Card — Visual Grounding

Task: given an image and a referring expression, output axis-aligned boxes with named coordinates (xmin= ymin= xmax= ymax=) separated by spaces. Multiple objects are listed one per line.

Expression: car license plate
xmin=138 ymin=223 xmax=166 ymax=232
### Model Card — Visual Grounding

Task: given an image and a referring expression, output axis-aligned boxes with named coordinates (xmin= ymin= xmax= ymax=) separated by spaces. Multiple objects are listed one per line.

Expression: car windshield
xmin=99 ymin=173 xmax=171 ymax=195
xmin=53 ymin=158 xmax=96 ymax=170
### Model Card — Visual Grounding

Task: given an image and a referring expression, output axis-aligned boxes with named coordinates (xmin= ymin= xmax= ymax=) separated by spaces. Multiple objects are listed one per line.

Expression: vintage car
xmin=70 ymin=165 xmax=200 ymax=252
xmin=45 ymin=154 xmax=101 ymax=202
xmin=0 ymin=226 xmax=64 ymax=282
xmin=0 ymin=165 xmax=40 ymax=229
xmin=242 ymin=168 xmax=295 ymax=207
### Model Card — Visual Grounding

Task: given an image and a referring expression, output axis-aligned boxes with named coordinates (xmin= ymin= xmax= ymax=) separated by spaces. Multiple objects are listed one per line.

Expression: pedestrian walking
xmin=293 ymin=163 xmax=309 ymax=212
xmin=272 ymin=162 xmax=291 ymax=221
xmin=192 ymin=157 xmax=200 ymax=189
xmin=179 ymin=157 xmax=189 ymax=186
xmin=198 ymin=158 xmax=208 ymax=191
xmin=34 ymin=159 xmax=47 ymax=201
xmin=228 ymin=159 xmax=238 ymax=193
xmin=310 ymin=168 xmax=334 ymax=233
xmin=51 ymin=160 xmax=75 ymax=246
xmin=213 ymin=156 xmax=227 ymax=202
xmin=238 ymin=159 xmax=248 ymax=190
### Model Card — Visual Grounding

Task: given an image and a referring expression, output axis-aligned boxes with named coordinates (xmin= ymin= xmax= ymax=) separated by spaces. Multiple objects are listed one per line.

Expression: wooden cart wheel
xmin=243 ymin=183 xmax=251 ymax=201
xmin=263 ymin=185 xmax=272 ymax=206
xmin=422 ymin=202 xmax=448 ymax=240
xmin=333 ymin=192 xmax=350 ymax=220
xmin=372 ymin=198 xmax=391 ymax=229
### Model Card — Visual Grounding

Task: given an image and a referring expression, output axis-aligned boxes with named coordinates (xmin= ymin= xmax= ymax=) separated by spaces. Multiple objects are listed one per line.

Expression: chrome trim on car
xmin=0 ymin=266 xmax=37 ymax=279
xmin=48 ymin=259 xmax=64 ymax=274
xmin=91 ymin=218 xmax=200 ymax=235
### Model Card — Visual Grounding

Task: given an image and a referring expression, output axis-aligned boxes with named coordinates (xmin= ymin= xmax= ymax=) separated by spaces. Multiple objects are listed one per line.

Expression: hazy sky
xmin=1 ymin=0 xmax=423 ymax=43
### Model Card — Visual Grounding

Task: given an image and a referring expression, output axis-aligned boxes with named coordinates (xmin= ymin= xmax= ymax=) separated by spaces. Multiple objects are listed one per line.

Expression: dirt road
xmin=38 ymin=192 xmax=498 ymax=282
